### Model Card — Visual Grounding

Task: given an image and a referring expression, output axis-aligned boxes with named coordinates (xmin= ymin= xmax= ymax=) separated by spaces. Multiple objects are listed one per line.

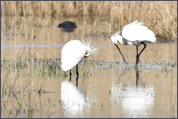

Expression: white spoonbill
xmin=111 ymin=20 xmax=156 ymax=64
xmin=61 ymin=40 xmax=98 ymax=78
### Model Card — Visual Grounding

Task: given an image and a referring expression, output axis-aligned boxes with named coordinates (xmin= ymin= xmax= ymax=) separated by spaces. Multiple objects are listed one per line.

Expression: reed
xmin=1 ymin=1 xmax=177 ymax=40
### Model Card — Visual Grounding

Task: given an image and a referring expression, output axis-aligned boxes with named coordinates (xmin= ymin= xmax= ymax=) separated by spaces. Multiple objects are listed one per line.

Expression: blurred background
xmin=1 ymin=1 xmax=177 ymax=118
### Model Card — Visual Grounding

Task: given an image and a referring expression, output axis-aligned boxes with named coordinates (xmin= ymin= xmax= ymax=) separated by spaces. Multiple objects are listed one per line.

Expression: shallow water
xmin=1 ymin=17 xmax=177 ymax=118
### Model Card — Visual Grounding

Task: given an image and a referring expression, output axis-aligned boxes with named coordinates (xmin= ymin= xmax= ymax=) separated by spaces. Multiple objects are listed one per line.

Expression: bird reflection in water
xmin=135 ymin=64 xmax=139 ymax=86
xmin=111 ymin=67 xmax=155 ymax=118
xmin=60 ymin=81 xmax=89 ymax=117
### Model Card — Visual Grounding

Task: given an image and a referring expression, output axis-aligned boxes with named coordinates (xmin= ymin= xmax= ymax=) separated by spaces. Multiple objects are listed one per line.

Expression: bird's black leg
xmin=69 ymin=70 xmax=72 ymax=82
xmin=76 ymin=64 xmax=79 ymax=79
xmin=138 ymin=42 xmax=147 ymax=57
xmin=76 ymin=64 xmax=79 ymax=87
xmin=136 ymin=46 xmax=139 ymax=64
xmin=76 ymin=76 xmax=79 ymax=87
xmin=136 ymin=42 xmax=147 ymax=64
xmin=135 ymin=48 xmax=139 ymax=85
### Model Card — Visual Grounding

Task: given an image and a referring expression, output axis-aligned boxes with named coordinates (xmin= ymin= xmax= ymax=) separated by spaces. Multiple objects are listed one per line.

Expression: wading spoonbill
xmin=61 ymin=40 xmax=98 ymax=78
xmin=111 ymin=20 xmax=156 ymax=64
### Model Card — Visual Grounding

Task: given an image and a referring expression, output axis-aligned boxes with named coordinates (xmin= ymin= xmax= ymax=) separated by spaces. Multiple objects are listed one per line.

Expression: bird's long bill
xmin=114 ymin=44 xmax=127 ymax=64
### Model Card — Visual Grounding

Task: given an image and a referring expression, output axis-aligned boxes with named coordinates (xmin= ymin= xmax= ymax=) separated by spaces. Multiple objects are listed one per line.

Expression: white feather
xmin=111 ymin=20 xmax=157 ymax=47
xmin=61 ymin=40 xmax=98 ymax=71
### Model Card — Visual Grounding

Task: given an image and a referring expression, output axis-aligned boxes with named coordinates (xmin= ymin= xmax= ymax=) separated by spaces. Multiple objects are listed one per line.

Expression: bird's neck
xmin=120 ymin=37 xmax=128 ymax=45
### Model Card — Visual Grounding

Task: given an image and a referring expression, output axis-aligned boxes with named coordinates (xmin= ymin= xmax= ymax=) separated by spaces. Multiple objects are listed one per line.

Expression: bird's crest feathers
xmin=111 ymin=29 xmax=121 ymax=38
xmin=82 ymin=39 xmax=98 ymax=55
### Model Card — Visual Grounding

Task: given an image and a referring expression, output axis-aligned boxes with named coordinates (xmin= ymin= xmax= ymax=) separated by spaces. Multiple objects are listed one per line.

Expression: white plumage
xmin=111 ymin=20 xmax=157 ymax=64
xmin=61 ymin=40 xmax=97 ymax=72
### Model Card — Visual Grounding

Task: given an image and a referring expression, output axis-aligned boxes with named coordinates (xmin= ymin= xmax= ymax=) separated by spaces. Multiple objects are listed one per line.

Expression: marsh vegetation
xmin=1 ymin=1 xmax=177 ymax=118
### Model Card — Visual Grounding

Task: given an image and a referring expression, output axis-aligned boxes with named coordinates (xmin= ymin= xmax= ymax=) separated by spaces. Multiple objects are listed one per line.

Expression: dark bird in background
xmin=57 ymin=21 xmax=77 ymax=32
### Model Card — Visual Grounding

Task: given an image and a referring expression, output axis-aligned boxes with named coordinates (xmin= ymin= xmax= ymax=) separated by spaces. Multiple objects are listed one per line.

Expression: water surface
xmin=1 ymin=17 xmax=177 ymax=118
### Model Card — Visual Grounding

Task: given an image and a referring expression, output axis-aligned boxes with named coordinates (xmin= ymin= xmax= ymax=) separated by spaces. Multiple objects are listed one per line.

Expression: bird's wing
xmin=61 ymin=40 xmax=86 ymax=71
xmin=122 ymin=21 xmax=156 ymax=43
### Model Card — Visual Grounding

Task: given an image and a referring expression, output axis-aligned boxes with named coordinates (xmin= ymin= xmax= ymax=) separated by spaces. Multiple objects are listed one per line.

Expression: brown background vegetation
xmin=1 ymin=1 xmax=177 ymax=40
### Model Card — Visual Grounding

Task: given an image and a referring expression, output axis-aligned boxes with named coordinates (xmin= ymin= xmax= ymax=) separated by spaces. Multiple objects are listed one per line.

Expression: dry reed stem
xmin=1 ymin=1 xmax=177 ymax=40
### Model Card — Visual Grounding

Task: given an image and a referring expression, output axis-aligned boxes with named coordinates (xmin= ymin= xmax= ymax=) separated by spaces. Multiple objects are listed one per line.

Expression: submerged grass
xmin=1 ymin=2 xmax=177 ymax=116
xmin=2 ymin=58 xmax=176 ymax=80
xmin=1 ymin=1 xmax=177 ymax=40
xmin=1 ymin=57 xmax=177 ymax=117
